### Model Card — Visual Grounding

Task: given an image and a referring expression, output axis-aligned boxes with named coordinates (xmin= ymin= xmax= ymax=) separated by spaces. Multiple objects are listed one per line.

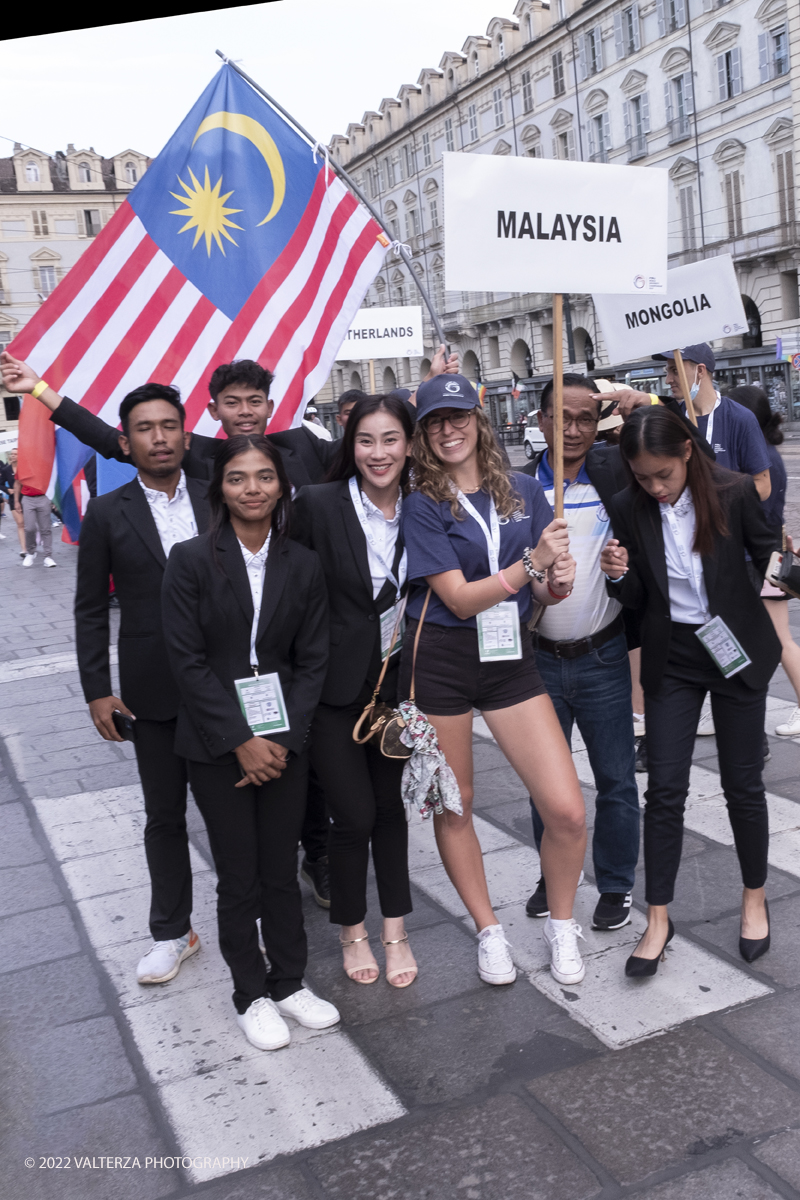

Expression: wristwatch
xmin=522 ymin=547 xmax=546 ymax=583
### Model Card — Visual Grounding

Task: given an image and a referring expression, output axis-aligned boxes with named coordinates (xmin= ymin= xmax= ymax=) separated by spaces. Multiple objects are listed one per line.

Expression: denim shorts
xmin=399 ymin=619 xmax=547 ymax=717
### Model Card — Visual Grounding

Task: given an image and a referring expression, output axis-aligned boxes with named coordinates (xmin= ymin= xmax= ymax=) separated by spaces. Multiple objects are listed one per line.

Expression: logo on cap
xmin=444 ymin=381 xmax=462 ymax=394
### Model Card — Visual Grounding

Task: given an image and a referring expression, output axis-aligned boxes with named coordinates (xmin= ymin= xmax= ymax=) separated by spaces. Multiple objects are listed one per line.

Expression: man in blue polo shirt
xmin=522 ymin=374 xmax=640 ymax=932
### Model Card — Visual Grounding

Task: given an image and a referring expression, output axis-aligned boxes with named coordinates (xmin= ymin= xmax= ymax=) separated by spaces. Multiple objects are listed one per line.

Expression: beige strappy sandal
xmin=381 ymin=933 xmax=418 ymax=989
xmin=340 ymin=933 xmax=380 ymax=984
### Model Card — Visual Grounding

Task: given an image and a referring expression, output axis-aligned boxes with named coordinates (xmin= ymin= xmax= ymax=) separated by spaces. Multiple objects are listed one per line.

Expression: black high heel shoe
xmin=625 ymin=918 xmax=674 ymax=978
xmin=739 ymin=898 xmax=770 ymax=963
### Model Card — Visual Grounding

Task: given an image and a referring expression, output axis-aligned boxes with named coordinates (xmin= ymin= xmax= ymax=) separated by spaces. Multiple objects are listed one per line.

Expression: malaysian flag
xmin=11 ymin=64 xmax=387 ymax=528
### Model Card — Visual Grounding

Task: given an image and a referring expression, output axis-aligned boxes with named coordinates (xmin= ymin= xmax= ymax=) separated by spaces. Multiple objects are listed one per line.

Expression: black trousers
xmin=133 ymin=718 xmax=192 ymax=942
xmin=187 ymin=754 xmax=308 ymax=1014
xmin=644 ymin=623 xmax=769 ymax=905
xmin=301 ymin=765 xmax=329 ymax=863
xmin=311 ymin=693 xmax=411 ymax=927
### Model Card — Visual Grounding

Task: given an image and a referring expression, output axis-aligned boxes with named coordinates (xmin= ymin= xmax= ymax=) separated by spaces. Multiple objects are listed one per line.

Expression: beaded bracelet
xmin=522 ymin=547 xmax=545 ymax=583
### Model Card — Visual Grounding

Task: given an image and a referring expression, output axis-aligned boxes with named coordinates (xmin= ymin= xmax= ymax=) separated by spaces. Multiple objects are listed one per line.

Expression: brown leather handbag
xmin=352 ymin=589 xmax=431 ymax=759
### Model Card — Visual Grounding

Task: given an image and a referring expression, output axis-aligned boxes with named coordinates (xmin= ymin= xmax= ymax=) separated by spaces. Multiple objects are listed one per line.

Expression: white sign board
xmin=592 ymin=254 xmax=747 ymax=364
xmin=443 ymin=153 xmax=668 ymax=295
xmin=0 ymin=430 xmax=18 ymax=453
xmin=336 ymin=306 xmax=423 ymax=360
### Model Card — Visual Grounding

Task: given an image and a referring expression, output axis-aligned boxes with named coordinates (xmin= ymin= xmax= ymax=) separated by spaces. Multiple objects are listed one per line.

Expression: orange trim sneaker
xmin=136 ymin=929 xmax=200 ymax=984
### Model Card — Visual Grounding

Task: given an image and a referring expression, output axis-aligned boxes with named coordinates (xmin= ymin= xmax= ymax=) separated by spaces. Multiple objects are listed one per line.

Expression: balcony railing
xmin=588 ymin=148 xmax=608 ymax=164
xmin=627 ymin=134 xmax=648 ymax=162
xmin=668 ymin=116 xmax=692 ymax=144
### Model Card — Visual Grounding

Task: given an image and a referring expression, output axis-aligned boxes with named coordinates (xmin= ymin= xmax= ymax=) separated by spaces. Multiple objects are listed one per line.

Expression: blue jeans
xmin=531 ymin=630 xmax=640 ymax=893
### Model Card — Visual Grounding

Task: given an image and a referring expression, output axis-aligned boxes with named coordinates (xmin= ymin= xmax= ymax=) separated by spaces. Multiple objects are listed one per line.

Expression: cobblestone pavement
xmin=4 ymin=455 xmax=800 ymax=1200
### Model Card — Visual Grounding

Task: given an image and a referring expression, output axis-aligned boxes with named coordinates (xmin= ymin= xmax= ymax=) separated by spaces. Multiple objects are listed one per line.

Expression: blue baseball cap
xmin=652 ymin=343 xmax=715 ymax=371
xmin=416 ymin=373 xmax=480 ymax=420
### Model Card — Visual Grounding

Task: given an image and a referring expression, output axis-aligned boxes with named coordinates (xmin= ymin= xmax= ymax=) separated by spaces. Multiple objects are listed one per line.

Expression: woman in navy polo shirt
xmin=400 ymin=375 xmax=588 ymax=988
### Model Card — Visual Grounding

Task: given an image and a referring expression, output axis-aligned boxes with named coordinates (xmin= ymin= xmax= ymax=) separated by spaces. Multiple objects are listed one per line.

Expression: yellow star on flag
xmin=170 ymin=165 xmax=244 ymax=256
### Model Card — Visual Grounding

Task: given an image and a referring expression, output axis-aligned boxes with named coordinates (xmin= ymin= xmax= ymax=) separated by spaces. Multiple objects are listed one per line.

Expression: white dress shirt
xmin=660 ymin=488 xmax=710 ymax=624
xmin=137 ymin=471 xmax=198 ymax=557
xmin=359 ymin=489 xmax=402 ymax=599
xmin=238 ymin=532 xmax=272 ymax=668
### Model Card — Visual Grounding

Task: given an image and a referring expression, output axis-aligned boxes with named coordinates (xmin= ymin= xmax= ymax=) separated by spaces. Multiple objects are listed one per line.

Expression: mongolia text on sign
xmin=443 ymin=154 xmax=668 ymax=296
xmin=336 ymin=306 xmax=423 ymax=360
xmin=592 ymin=254 xmax=747 ymax=364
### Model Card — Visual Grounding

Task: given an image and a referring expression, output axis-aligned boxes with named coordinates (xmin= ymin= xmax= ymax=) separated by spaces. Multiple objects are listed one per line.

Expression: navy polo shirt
xmin=681 ymin=395 xmax=770 ymax=477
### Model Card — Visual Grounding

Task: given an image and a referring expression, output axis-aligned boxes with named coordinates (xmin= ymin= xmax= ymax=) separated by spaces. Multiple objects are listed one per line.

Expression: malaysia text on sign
xmin=443 ymin=154 xmax=668 ymax=295
xmin=336 ymin=306 xmax=423 ymax=360
xmin=592 ymin=254 xmax=747 ymax=364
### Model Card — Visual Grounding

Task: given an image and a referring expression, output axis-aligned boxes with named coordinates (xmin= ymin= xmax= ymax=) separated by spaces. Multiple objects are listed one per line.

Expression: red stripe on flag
xmin=9 ymin=203 xmax=137 ymax=360
xmin=147 ymin=294 xmax=218 ymax=385
xmin=16 ymin=395 xmax=56 ymax=491
xmin=40 ymin=234 xmax=161 ymax=398
xmin=77 ymin=266 xmax=188 ymax=415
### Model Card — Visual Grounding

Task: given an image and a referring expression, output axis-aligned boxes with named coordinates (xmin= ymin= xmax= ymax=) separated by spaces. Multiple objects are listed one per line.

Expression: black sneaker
xmin=301 ymin=854 xmax=330 ymax=909
xmin=592 ymin=892 xmax=632 ymax=930
xmin=525 ymin=876 xmax=549 ymax=918
xmin=634 ymin=735 xmax=648 ymax=774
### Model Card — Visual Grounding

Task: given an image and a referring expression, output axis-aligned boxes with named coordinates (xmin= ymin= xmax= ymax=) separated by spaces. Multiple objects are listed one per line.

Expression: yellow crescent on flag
xmin=193 ymin=111 xmax=286 ymax=224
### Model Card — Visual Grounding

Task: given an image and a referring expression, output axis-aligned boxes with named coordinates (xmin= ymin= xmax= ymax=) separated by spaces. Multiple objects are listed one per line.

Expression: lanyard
xmin=704 ymin=395 xmax=721 ymax=448
xmin=349 ymin=475 xmax=407 ymax=601
xmin=661 ymin=499 xmax=708 ymax=618
xmin=456 ymin=489 xmax=501 ymax=575
xmin=243 ymin=531 xmax=271 ymax=672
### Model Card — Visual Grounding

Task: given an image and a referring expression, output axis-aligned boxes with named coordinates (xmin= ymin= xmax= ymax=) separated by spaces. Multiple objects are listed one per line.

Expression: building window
xmin=657 ymin=0 xmax=687 ymax=36
xmin=527 ymin=144 xmax=544 ymax=159
xmin=473 ymin=53 xmax=480 ymax=77
xmin=425 ymin=84 xmax=432 ymax=108
xmin=679 ymin=186 xmax=697 ymax=250
xmin=759 ymin=26 xmax=789 ymax=83
xmin=404 ymin=209 xmax=419 ymax=239
xmin=388 ymin=217 xmax=399 ymax=240
xmin=493 ymin=87 xmax=505 ymax=129
xmin=552 ymin=51 xmax=566 ymax=97
xmin=614 ymin=5 xmax=641 ymax=59
xmin=588 ymin=113 xmax=611 ymax=163
xmin=777 ymin=150 xmax=795 ymax=225
xmin=385 ymin=157 xmax=395 ymax=188
xmin=725 ymin=171 xmax=743 ymax=237
xmin=429 ymin=197 xmax=439 ymax=228
xmin=125 ymin=161 xmax=138 ymax=184
xmin=83 ymin=209 xmax=102 ymax=238
xmin=24 ymin=161 xmax=40 ymax=183
xmin=78 ymin=162 xmax=92 ymax=184
xmin=552 ymin=128 xmax=577 ymax=160
xmin=444 ymin=117 xmax=455 ymax=153
xmin=521 ymin=70 xmax=533 ymax=113
xmin=38 ymin=264 xmax=57 ymax=295
xmin=404 ymin=145 xmax=416 ymax=176
xmin=468 ymin=103 xmax=479 ymax=143
xmin=717 ymin=48 xmax=743 ymax=101
xmin=525 ymin=14 xmax=533 ymax=42
xmin=578 ymin=26 xmax=604 ymax=80
xmin=497 ymin=35 xmax=505 ymax=60
xmin=32 ymin=210 xmax=49 ymax=236
xmin=666 ymin=72 xmax=694 ymax=142
xmin=422 ymin=132 xmax=432 ymax=167
xmin=624 ymin=93 xmax=650 ymax=160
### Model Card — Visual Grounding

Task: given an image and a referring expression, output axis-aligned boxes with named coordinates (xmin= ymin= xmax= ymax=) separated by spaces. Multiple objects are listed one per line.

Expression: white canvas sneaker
xmin=237 ymin=997 xmax=291 ymax=1050
xmin=43 ymin=556 xmax=57 ymax=568
xmin=22 ymin=553 xmax=35 ymax=567
xmin=477 ymin=924 xmax=517 ymax=985
xmin=136 ymin=930 xmax=200 ymax=983
xmin=543 ymin=918 xmax=586 ymax=985
xmin=274 ymin=987 xmax=340 ymax=1029
xmin=776 ymin=706 xmax=800 ymax=737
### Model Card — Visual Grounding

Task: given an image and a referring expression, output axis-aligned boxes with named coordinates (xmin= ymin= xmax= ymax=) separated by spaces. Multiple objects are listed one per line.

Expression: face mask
xmin=689 ymin=369 xmax=700 ymax=402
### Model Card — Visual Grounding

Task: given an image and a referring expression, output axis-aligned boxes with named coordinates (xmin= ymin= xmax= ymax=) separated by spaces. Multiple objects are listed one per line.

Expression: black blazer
xmin=607 ymin=476 xmax=781 ymax=694
xmin=74 ymin=476 xmax=210 ymax=720
xmin=161 ymin=521 xmax=328 ymax=762
xmin=292 ymin=480 xmax=406 ymax=707
xmin=51 ymin=397 xmax=337 ymax=490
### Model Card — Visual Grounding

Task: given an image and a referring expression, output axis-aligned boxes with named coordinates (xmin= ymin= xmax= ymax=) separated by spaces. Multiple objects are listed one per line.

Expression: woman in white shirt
xmin=600 ymin=408 xmax=781 ymax=975
xmin=293 ymin=396 xmax=418 ymax=988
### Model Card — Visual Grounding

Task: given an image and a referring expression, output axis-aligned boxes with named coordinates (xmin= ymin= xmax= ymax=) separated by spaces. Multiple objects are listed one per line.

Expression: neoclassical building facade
xmin=321 ymin=0 xmax=800 ymax=424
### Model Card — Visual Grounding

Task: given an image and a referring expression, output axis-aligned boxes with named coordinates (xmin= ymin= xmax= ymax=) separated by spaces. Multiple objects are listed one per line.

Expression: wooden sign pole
xmin=552 ymin=293 xmax=565 ymax=519
xmin=368 ymin=359 xmax=376 ymax=394
xmin=672 ymin=348 xmax=698 ymax=427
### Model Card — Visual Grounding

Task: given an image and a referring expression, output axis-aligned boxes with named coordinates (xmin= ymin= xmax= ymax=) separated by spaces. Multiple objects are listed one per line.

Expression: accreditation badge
xmin=380 ymin=600 xmax=406 ymax=662
xmin=694 ymin=616 xmax=752 ymax=678
xmin=477 ymin=602 xmax=522 ymax=663
xmin=234 ymin=673 xmax=290 ymax=735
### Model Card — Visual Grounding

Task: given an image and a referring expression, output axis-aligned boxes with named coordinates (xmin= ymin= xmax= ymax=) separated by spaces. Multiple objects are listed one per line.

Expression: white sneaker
xmin=543 ymin=917 xmax=586 ymax=985
xmin=633 ymin=718 xmax=645 ymax=738
xmin=22 ymin=553 xmax=35 ymax=567
xmin=274 ymin=986 xmax=340 ymax=1029
xmin=237 ymin=997 xmax=291 ymax=1050
xmin=43 ymin=556 xmax=56 ymax=568
xmin=136 ymin=930 xmax=200 ymax=983
xmin=696 ymin=696 xmax=715 ymax=736
xmin=477 ymin=924 xmax=517 ymax=985
xmin=0 ymin=531 xmax=6 ymax=539
xmin=776 ymin=706 xmax=800 ymax=737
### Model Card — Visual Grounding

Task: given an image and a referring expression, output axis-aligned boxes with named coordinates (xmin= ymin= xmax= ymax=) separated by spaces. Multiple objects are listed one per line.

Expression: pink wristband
xmin=497 ymin=569 xmax=519 ymax=595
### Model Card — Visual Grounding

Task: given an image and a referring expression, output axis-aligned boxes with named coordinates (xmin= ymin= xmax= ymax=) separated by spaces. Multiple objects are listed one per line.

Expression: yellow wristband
xmin=649 ymin=393 xmax=660 ymax=405
xmin=31 ymin=379 xmax=49 ymax=399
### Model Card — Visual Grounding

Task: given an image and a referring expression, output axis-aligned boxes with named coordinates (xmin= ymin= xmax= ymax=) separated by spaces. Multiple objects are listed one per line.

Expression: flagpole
xmin=216 ymin=51 xmax=448 ymax=350
xmin=552 ymin=293 xmax=564 ymax=520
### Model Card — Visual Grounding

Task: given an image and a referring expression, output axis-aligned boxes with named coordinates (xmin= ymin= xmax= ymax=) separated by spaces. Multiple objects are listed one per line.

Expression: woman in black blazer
xmin=162 ymin=434 xmax=339 ymax=1051
xmin=600 ymin=407 xmax=781 ymax=976
xmin=293 ymin=395 xmax=417 ymax=989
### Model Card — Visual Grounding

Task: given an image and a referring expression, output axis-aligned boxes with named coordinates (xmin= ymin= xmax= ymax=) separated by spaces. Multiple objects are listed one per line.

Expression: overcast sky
xmin=1 ymin=1 xmax=509 ymax=160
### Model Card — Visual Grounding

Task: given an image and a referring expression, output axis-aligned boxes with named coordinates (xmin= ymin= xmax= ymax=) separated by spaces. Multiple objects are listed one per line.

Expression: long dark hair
xmin=729 ymin=384 xmax=783 ymax=446
xmin=326 ymin=394 xmax=414 ymax=491
xmin=208 ymin=434 xmax=292 ymax=544
xmin=618 ymin=407 xmax=730 ymax=556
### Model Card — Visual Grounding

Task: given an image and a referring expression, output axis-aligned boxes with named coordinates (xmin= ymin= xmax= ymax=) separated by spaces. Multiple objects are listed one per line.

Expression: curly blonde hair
xmin=411 ymin=406 xmax=524 ymax=519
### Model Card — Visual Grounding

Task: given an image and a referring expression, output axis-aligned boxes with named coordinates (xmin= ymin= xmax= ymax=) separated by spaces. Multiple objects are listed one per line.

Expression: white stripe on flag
xmin=169 ymin=307 xmax=233 ymax=403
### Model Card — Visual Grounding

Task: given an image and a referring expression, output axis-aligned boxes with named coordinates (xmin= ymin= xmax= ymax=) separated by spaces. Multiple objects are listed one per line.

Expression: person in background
xmin=0 ymin=453 xmax=13 ymax=541
xmin=17 ymin=471 xmax=56 ymax=568
xmin=303 ymin=405 xmax=332 ymax=440
xmin=601 ymin=407 xmax=780 ymax=975
xmin=729 ymin=385 xmax=800 ymax=739
xmin=336 ymin=389 xmax=367 ymax=431
xmin=293 ymin=395 xmax=417 ymax=988
xmin=4 ymin=449 xmax=26 ymax=556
